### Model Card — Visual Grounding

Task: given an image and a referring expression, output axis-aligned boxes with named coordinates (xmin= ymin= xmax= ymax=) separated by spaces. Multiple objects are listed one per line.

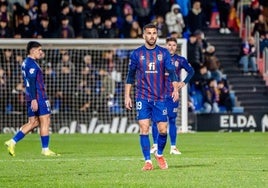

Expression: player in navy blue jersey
xmin=5 ymin=41 xmax=59 ymax=157
xmin=150 ymin=37 xmax=195 ymax=155
xmin=125 ymin=24 xmax=179 ymax=171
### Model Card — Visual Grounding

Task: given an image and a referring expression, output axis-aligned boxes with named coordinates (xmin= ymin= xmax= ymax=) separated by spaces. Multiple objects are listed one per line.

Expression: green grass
xmin=0 ymin=133 xmax=267 ymax=188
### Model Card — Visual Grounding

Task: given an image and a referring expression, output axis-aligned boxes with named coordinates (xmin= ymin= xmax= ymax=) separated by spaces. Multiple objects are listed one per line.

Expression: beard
xmin=146 ymin=38 xmax=156 ymax=46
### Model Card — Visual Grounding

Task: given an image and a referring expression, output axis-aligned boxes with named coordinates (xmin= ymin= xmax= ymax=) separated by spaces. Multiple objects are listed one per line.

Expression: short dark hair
xmin=26 ymin=41 xmax=41 ymax=55
xmin=143 ymin=23 xmax=157 ymax=33
xmin=166 ymin=37 xmax=177 ymax=44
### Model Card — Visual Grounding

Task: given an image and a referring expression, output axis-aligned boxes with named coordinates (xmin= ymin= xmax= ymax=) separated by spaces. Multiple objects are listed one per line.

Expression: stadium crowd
xmin=1 ymin=0 xmax=268 ymax=115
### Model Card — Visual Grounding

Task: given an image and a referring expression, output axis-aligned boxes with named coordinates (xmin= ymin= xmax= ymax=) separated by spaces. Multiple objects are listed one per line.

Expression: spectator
xmin=80 ymin=54 xmax=98 ymax=112
xmin=216 ymin=0 xmax=232 ymax=34
xmin=129 ymin=20 xmax=142 ymax=38
xmin=203 ymin=78 xmax=220 ymax=113
xmin=131 ymin=0 xmax=153 ymax=28
xmin=186 ymin=0 xmax=206 ymax=34
xmin=55 ymin=50 xmax=76 ymax=112
xmin=0 ymin=67 xmax=7 ymax=115
xmin=187 ymin=33 xmax=204 ymax=72
xmin=81 ymin=17 xmax=99 ymax=38
xmin=217 ymin=79 xmax=233 ymax=112
xmin=56 ymin=15 xmax=75 ymax=38
xmin=0 ymin=18 xmax=13 ymax=38
xmin=12 ymin=2 xmax=27 ymax=29
xmin=99 ymin=17 xmax=117 ymax=38
xmin=165 ymin=4 xmax=185 ymax=37
xmin=84 ymin=0 xmax=100 ymax=18
xmin=204 ymin=45 xmax=223 ymax=82
xmin=260 ymin=31 xmax=268 ymax=54
xmin=244 ymin=0 xmax=262 ymax=28
xmin=72 ymin=3 xmax=85 ymax=37
xmin=93 ymin=14 xmax=103 ymax=35
xmin=0 ymin=1 xmax=10 ymax=23
xmin=101 ymin=0 xmax=116 ymax=23
xmin=252 ymin=14 xmax=268 ymax=37
xmin=239 ymin=36 xmax=258 ymax=75
xmin=25 ymin=0 xmax=38 ymax=28
xmin=153 ymin=0 xmax=171 ymax=18
xmin=43 ymin=61 xmax=56 ymax=111
xmin=37 ymin=2 xmax=49 ymax=23
xmin=120 ymin=13 xmax=134 ymax=38
xmin=37 ymin=16 xmax=53 ymax=38
xmin=58 ymin=2 xmax=73 ymax=28
xmin=98 ymin=67 xmax=115 ymax=119
xmin=15 ymin=14 xmax=37 ymax=38
xmin=153 ymin=15 xmax=169 ymax=38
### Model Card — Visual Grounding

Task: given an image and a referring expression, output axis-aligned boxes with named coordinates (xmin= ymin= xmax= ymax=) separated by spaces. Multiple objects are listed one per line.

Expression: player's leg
xmin=169 ymin=116 xmax=181 ymax=155
xmin=150 ymin=121 xmax=158 ymax=154
xmin=137 ymin=99 xmax=153 ymax=170
xmin=38 ymin=99 xmax=59 ymax=156
xmin=5 ymin=116 xmax=39 ymax=156
xmin=139 ymin=119 xmax=153 ymax=170
xmin=166 ymin=97 xmax=181 ymax=155
xmin=153 ymin=101 xmax=168 ymax=169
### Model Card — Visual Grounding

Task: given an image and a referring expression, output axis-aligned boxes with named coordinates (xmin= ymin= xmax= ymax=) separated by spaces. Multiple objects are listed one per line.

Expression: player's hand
xmin=125 ymin=97 xmax=132 ymax=110
xmin=31 ymin=99 xmax=38 ymax=112
xmin=178 ymin=82 xmax=186 ymax=90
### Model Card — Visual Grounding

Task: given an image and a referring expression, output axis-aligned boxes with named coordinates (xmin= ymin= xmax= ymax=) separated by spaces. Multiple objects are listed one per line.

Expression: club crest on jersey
xmin=29 ymin=68 xmax=35 ymax=74
xmin=157 ymin=54 xmax=163 ymax=61
xmin=175 ymin=60 xmax=179 ymax=67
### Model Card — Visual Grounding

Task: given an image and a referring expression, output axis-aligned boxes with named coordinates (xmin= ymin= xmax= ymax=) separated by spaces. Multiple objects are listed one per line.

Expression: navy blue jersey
xmin=21 ymin=57 xmax=48 ymax=102
xmin=129 ymin=45 xmax=175 ymax=101
xmin=165 ymin=54 xmax=194 ymax=96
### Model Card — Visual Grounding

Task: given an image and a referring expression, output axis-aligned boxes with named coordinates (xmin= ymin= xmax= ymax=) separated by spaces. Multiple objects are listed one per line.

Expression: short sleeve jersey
xmin=129 ymin=45 xmax=174 ymax=101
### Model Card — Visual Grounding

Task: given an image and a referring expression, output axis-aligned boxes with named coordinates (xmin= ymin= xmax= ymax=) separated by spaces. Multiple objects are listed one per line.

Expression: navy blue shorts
xmin=136 ymin=99 xmax=167 ymax=122
xmin=165 ymin=96 xmax=179 ymax=118
xmin=27 ymin=99 xmax=51 ymax=117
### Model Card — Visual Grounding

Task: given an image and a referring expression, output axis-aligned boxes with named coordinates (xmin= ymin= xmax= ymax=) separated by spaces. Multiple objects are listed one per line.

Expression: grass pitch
xmin=0 ymin=133 xmax=267 ymax=188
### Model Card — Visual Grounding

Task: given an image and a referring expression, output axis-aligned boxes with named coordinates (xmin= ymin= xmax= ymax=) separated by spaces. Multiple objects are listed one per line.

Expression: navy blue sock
xmin=13 ymin=131 xmax=25 ymax=143
xmin=169 ymin=117 xmax=177 ymax=146
xmin=41 ymin=135 xmax=49 ymax=148
xmin=140 ymin=135 xmax=151 ymax=161
xmin=152 ymin=122 xmax=159 ymax=144
xmin=157 ymin=133 xmax=167 ymax=155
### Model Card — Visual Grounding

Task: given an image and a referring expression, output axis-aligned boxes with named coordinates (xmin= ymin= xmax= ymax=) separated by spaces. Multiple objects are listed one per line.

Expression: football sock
xmin=152 ymin=122 xmax=158 ymax=144
xmin=157 ymin=133 xmax=167 ymax=155
xmin=41 ymin=135 xmax=50 ymax=149
xmin=12 ymin=131 xmax=25 ymax=143
xmin=169 ymin=117 xmax=177 ymax=146
xmin=140 ymin=135 xmax=151 ymax=161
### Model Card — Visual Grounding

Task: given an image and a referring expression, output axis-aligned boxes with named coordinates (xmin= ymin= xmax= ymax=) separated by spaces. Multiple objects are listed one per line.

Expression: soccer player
xmin=150 ymin=37 xmax=195 ymax=155
xmin=4 ymin=41 xmax=59 ymax=157
xmin=125 ymin=23 xmax=179 ymax=171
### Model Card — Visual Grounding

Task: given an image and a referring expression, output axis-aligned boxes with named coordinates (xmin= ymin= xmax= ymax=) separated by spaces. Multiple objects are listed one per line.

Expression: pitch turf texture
xmin=0 ymin=133 xmax=267 ymax=188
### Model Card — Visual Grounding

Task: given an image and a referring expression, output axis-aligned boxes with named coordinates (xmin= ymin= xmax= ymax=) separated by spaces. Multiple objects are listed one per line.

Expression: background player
xmin=150 ymin=37 xmax=195 ymax=155
xmin=125 ymin=24 xmax=179 ymax=171
xmin=4 ymin=41 xmax=59 ymax=157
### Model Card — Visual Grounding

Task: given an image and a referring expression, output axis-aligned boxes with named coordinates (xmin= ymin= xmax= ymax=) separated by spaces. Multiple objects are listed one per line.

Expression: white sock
xmin=145 ymin=160 xmax=152 ymax=164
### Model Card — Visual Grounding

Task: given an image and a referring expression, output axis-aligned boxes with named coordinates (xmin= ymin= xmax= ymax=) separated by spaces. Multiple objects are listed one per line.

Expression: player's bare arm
xmin=124 ymin=84 xmax=132 ymax=110
xmin=172 ymin=81 xmax=179 ymax=102
xmin=177 ymin=81 xmax=186 ymax=90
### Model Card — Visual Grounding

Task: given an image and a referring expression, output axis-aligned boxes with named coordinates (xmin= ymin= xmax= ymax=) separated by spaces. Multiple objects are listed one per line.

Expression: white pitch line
xmin=0 ymin=157 xmax=139 ymax=163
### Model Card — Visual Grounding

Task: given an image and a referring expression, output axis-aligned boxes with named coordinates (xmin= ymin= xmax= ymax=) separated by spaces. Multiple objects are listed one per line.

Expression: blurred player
xmin=125 ymin=24 xmax=179 ymax=171
xmin=4 ymin=41 xmax=59 ymax=156
xmin=150 ymin=37 xmax=194 ymax=155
